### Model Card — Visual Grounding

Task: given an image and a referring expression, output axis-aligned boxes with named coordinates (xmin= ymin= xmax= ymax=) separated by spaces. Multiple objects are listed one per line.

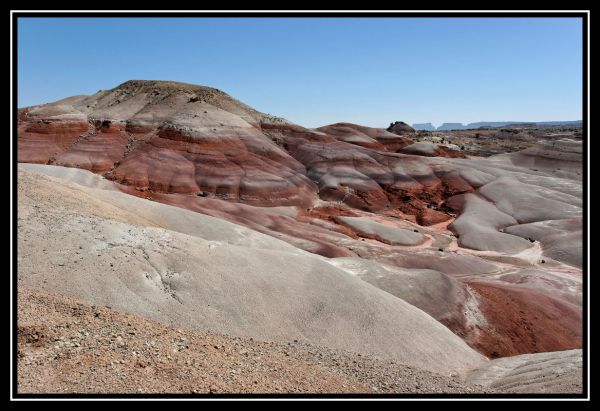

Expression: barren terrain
xmin=16 ymin=80 xmax=584 ymax=395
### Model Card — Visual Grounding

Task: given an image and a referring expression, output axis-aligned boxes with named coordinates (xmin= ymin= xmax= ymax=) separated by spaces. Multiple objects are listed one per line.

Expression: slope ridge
xmin=18 ymin=166 xmax=485 ymax=375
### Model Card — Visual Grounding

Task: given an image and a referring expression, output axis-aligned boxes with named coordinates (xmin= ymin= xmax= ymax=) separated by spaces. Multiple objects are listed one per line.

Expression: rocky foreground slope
xmin=16 ymin=80 xmax=584 ymax=394
xmin=19 ymin=286 xmax=578 ymax=394
xmin=18 ymin=288 xmax=491 ymax=394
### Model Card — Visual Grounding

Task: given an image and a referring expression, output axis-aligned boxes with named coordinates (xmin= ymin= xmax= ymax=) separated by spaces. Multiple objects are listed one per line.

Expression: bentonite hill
xmin=16 ymin=80 xmax=583 ymax=394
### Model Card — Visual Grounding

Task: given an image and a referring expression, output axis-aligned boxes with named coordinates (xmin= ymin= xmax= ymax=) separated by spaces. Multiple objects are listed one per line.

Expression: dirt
xmin=467 ymin=282 xmax=582 ymax=358
xmin=17 ymin=288 xmax=491 ymax=394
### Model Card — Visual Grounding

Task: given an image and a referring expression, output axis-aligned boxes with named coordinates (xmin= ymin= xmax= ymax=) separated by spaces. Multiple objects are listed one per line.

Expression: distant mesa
xmin=504 ymin=123 xmax=537 ymax=128
xmin=413 ymin=120 xmax=583 ymax=131
xmin=412 ymin=123 xmax=436 ymax=131
xmin=387 ymin=121 xmax=416 ymax=135
xmin=437 ymin=123 xmax=465 ymax=131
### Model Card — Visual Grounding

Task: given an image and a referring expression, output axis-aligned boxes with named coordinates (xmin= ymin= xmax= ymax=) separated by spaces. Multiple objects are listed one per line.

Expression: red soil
xmin=467 ymin=282 xmax=582 ymax=358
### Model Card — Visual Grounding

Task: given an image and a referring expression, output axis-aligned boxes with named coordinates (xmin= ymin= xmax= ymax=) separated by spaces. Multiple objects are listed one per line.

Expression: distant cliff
xmin=412 ymin=120 xmax=582 ymax=131
xmin=436 ymin=123 xmax=465 ymax=131
xmin=412 ymin=123 xmax=436 ymax=131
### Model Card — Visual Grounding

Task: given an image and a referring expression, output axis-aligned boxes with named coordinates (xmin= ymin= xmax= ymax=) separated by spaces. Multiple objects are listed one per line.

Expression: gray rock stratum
xmin=17 ymin=167 xmax=485 ymax=375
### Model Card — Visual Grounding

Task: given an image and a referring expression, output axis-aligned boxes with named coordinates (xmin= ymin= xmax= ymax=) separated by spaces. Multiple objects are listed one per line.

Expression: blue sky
xmin=18 ymin=17 xmax=583 ymax=128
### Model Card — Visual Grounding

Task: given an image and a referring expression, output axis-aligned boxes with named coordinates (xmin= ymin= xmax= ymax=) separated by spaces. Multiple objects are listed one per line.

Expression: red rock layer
xmin=434 ymin=145 xmax=467 ymax=158
xmin=106 ymin=125 xmax=317 ymax=207
xmin=18 ymin=83 xmax=472 ymax=225
xmin=316 ymin=123 xmax=413 ymax=152
xmin=54 ymin=121 xmax=130 ymax=173
xmin=259 ymin=122 xmax=473 ymax=223
xmin=18 ymin=120 xmax=89 ymax=164
xmin=467 ymin=282 xmax=582 ymax=358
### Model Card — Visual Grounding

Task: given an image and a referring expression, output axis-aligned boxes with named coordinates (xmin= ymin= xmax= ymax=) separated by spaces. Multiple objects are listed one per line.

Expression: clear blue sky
xmin=18 ymin=17 xmax=583 ymax=128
